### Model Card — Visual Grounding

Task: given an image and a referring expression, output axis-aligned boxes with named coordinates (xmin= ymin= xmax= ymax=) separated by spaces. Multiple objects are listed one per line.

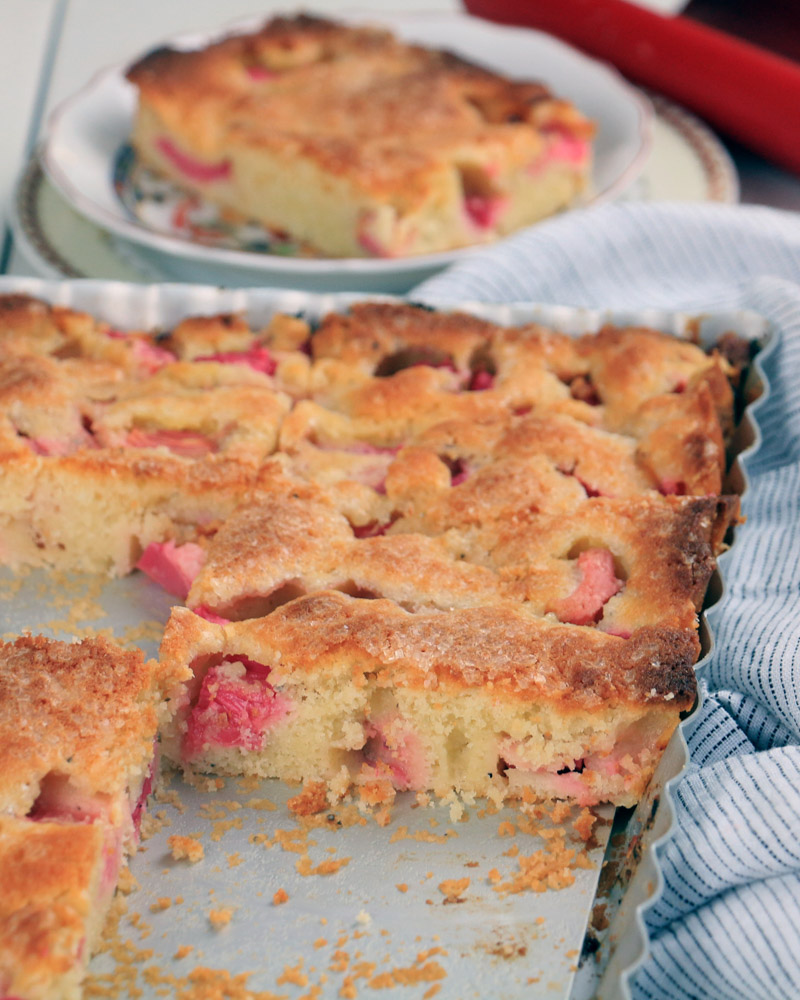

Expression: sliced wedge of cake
xmin=0 ymin=635 xmax=179 ymax=1000
xmin=159 ymin=596 xmax=696 ymax=809
xmin=126 ymin=14 xmax=595 ymax=258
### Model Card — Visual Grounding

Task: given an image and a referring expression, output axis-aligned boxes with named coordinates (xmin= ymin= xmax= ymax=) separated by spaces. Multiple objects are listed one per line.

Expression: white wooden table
xmin=2 ymin=0 xmax=800 ymax=279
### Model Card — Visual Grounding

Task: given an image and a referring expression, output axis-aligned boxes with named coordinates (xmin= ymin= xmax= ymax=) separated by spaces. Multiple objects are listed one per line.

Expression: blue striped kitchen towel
xmin=413 ymin=202 xmax=800 ymax=1000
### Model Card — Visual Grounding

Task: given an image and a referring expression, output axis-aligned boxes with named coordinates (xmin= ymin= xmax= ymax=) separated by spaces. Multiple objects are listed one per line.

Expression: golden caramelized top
xmin=0 ymin=635 xmax=162 ymax=813
xmin=162 ymin=598 xmax=698 ymax=711
xmin=126 ymin=14 xmax=594 ymax=198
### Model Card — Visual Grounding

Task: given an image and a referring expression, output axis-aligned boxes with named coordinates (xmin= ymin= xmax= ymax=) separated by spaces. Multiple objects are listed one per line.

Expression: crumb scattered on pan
xmin=288 ymin=781 xmax=329 ymax=816
xmin=396 ymin=883 xmax=409 ymax=893
xmin=296 ymin=853 xmax=351 ymax=876
xmin=246 ymin=797 xmax=277 ymax=811
xmin=138 ymin=808 xmax=171 ymax=840
xmin=208 ymin=907 xmax=235 ymax=929
xmin=154 ymin=787 xmax=186 ymax=813
xmin=277 ymin=960 xmax=308 ymax=987
xmin=389 ymin=825 xmax=457 ymax=845
xmin=167 ymin=834 xmax=204 ymax=863
xmin=438 ymin=878 xmax=470 ymax=903
xmin=273 ymin=888 xmax=289 ymax=906
xmin=211 ymin=816 xmax=245 ymax=841
xmin=117 ymin=867 xmax=139 ymax=894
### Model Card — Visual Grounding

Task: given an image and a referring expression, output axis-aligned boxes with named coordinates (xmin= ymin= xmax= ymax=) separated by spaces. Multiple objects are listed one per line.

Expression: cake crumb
xmin=314 ymin=937 xmax=328 ymax=949
xmin=208 ymin=907 xmax=234 ymax=928
xmin=356 ymin=910 xmax=371 ymax=926
xmin=277 ymin=961 xmax=308 ymax=987
xmin=228 ymin=851 xmax=244 ymax=868
xmin=149 ymin=897 xmax=172 ymax=912
xmin=246 ymin=797 xmax=277 ymax=811
xmin=339 ymin=977 xmax=357 ymax=999
xmin=211 ymin=815 xmax=244 ymax=841
xmin=396 ymin=883 xmax=409 ymax=893
xmin=574 ymin=807 xmax=597 ymax=843
xmin=438 ymin=878 xmax=470 ymax=903
xmin=374 ymin=806 xmax=392 ymax=827
xmin=167 ymin=834 xmax=204 ymax=863
xmin=173 ymin=944 xmax=193 ymax=960
xmin=154 ymin=787 xmax=186 ymax=813
xmin=550 ymin=801 xmax=572 ymax=824
xmin=497 ymin=820 xmax=516 ymax=837
xmin=288 ymin=781 xmax=329 ymax=816
xmin=358 ymin=777 xmax=396 ymax=808
xmin=296 ymin=854 xmax=351 ymax=876
xmin=117 ymin=867 xmax=139 ymax=894
xmin=273 ymin=888 xmax=289 ymax=906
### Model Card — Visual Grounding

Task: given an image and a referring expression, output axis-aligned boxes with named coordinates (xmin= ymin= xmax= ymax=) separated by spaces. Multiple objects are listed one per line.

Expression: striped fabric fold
xmin=414 ymin=202 xmax=800 ymax=999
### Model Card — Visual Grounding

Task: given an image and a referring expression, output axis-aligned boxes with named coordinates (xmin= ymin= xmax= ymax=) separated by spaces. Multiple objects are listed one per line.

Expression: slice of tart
xmin=158 ymin=595 xmax=697 ymax=809
xmin=125 ymin=14 xmax=595 ymax=258
xmin=0 ymin=634 xmax=179 ymax=1000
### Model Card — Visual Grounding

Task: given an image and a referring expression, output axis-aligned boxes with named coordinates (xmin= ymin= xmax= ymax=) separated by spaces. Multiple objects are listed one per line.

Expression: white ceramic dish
xmin=14 ymin=96 xmax=735 ymax=291
xmin=40 ymin=11 xmax=653 ymax=290
xmin=0 ymin=276 xmax=772 ymax=999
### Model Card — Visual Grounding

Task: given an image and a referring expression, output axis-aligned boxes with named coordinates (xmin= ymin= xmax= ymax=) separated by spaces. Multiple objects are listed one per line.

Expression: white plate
xmin=40 ymin=10 xmax=653 ymax=290
xmin=15 ymin=97 xmax=735 ymax=290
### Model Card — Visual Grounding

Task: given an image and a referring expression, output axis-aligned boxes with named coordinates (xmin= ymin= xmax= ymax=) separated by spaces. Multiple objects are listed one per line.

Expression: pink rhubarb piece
xmin=184 ymin=657 xmax=290 ymax=756
xmin=464 ymin=193 xmax=507 ymax=229
xmin=363 ymin=715 xmax=428 ymax=790
xmin=195 ymin=345 xmax=277 ymax=375
xmin=552 ymin=548 xmax=624 ymax=626
xmin=136 ymin=540 xmax=206 ymax=599
xmin=125 ymin=427 xmax=218 ymax=458
xmin=156 ymin=137 xmax=231 ymax=183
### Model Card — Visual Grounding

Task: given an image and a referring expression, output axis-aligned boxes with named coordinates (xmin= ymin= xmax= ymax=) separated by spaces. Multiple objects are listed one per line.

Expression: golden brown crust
xmin=125 ymin=15 xmax=575 ymax=187
xmin=0 ymin=635 xmax=157 ymax=811
xmin=168 ymin=596 xmax=697 ymax=710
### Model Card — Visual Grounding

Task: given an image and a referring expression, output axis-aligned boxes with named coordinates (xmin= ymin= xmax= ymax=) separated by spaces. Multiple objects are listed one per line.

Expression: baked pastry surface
xmin=0 ymin=294 xmax=746 ymax=816
xmin=0 ymin=634 xmax=177 ymax=1000
xmin=125 ymin=14 xmax=595 ymax=257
